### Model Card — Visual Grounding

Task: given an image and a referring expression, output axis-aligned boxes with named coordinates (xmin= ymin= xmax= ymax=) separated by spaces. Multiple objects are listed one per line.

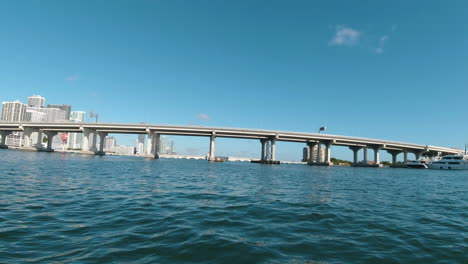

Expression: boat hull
xmin=428 ymin=163 xmax=468 ymax=170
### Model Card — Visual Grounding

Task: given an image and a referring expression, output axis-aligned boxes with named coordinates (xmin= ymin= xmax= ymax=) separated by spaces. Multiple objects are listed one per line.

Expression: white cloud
xmin=391 ymin=24 xmax=398 ymax=32
xmin=329 ymin=26 xmax=361 ymax=46
xmin=65 ymin=75 xmax=79 ymax=81
xmin=195 ymin=113 xmax=211 ymax=121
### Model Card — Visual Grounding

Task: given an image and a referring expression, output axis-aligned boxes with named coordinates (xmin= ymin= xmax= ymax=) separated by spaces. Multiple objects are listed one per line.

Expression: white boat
xmin=428 ymin=155 xmax=468 ymax=170
xmin=406 ymin=160 xmax=428 ymax=169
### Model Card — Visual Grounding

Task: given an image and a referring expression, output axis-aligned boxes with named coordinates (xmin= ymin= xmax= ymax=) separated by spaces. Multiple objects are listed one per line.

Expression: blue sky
xmin=1 ymin=0 xmax=467 ymax=161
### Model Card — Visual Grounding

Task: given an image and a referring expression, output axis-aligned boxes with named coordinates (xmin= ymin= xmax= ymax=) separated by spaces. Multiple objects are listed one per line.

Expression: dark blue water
xmin=0 ymin=150 xmax=466 ymax=263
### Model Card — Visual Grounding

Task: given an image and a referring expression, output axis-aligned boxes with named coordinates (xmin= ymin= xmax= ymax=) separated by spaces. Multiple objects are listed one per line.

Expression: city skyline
xmin=1 ymin=94 xmax=178 ymax=155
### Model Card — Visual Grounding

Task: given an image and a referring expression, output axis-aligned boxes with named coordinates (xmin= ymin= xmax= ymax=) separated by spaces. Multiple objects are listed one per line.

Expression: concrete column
xmin=260 ymin=139 xmax=267 ymax=161
xmin=153 ymin=133 xmax=160 ymax=159
xmin=35 ymin=130 xmax=44 ymax=149
xmin=91 ymin=131 xmax=97 ymax=152
xmin=363 ymin=147 xmax=368 ymax=164
xmin=387 ymin=150 xmax=401 ymax=166
xmin=324 ymin=142 xmax=332 ymax=163
xmin=44 ymin=131 xmax=57 ymax=151
xmin=23 ymin=128 xmax=34 ymax=148
xmin=316 ymin=143 xmax=322 ymax=162
xmin=97 ymin=132 xmax=108 ymax=153
xmin=146 ymin=132 xmax=153 ymax=155
xmin=403 ymin=150 xmax=408 ymax=163
xmin=349 ymin=146 xmax=362 ymax=164
xmin=265 ymin=140 xmax=271 ymax=161
xmin=270 ymin=138 xmax=276 ymax=161
xmin=0 ymin=131 xmax=11 ymax=148
xmin=373 ymin=145 xmax=383 ymax=164
xmin=208 ymin=134 xmax=216 ymax=161
xmin=307 ymin=142 xmax=317 ymax=162
xmin=81 ymin=128 xmax=93 ymax=151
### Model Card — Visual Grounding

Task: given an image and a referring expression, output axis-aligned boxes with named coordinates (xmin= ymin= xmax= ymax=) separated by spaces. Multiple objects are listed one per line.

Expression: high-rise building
xmin=47 ymin=104 xmax=71 ymax=119
xmin=114 ymin=145 xmax=135 ymax=155
xmin=27 ymin=107 xmax=66 ymax=122
xmin=1 ymin=101 xmax=27 ymax=121
xmin=68 ymin=111 xmax=86 ymax=150
xmin=27 ymin=95 xmax=45 ymax=108
xmin=25 ymin=109 xmax=46 ymax=122
xmin=158 ymin=136 xmax=175 ymax=155
xmin=70 ymin=111 xmax=86 ymax=122
xmin=104 ymin=136 xmax=117 ymax=152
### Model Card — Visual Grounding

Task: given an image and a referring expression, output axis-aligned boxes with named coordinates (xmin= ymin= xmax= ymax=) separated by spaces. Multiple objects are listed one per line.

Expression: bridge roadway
xmin=0 ymin=122 xmax=462 ymax=166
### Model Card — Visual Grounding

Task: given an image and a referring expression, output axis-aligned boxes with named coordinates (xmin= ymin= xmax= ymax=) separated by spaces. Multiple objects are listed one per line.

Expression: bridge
xmin=0 ymin=122 xmax=462 ymax=166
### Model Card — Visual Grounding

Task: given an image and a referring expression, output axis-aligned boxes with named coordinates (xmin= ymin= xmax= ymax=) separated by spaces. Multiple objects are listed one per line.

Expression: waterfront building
xmin=0 ymin=100 xmax=28 ymax=147
xmin=5 ymin=133 xmax=23 ymax=147
xmin=70 ymin=111 xmax=86 ymax=122
xmin=68 ymin=111 xmax=86 ymax=150
xmin=159 ymin=136 xmax=175 ymax=155
xmin=104 ymin=136 xmax=117 ymax=152
xmin=114 ymin=145 xmax=135 ymax=155
xmin=1 ymin=101 xmax=27 ymax=121
xmin=47 ymin=104 xmax=71 ymax=119
xmin=27 ymin=95 xmax=45 ymax=108
xmin=27 ymin=107 xmax=67 ymax=122
xmin=25 ymin=109 xmax=46 ymax=122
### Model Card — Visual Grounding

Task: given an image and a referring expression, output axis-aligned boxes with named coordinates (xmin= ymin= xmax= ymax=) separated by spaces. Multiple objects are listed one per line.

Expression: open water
xmin=0 ymin=150 xmax=466 ymax=263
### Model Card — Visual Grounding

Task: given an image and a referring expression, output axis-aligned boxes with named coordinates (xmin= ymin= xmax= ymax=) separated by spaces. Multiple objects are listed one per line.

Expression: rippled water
xmin=0 ymin=150 xmax=466 ymax=263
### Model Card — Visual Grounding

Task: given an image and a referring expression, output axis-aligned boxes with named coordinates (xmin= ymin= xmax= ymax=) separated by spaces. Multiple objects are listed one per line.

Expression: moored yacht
xmin=427 ymin=155 xmax=468 ymax=170
xmin=406 ymin=159 xmax=428 ymax=169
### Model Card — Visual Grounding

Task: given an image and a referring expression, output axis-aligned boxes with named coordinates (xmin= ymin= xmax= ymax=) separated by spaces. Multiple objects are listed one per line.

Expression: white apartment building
xmin=27 ymin=95 xmax=45 ymax=108
xmin=1 ymin=101 xmax=27 ymax=121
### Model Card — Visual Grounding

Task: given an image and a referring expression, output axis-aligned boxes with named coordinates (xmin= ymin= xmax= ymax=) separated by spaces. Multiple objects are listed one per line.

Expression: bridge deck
xmin=0 ymin=122 xmax=461 ymax=154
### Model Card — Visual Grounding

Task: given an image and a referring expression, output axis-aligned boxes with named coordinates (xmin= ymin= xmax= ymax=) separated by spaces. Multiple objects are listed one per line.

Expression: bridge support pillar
xmin=34 ymin=130 xmax=44 ymax=149
xmin=146 ymin=132 xmax=153 ymax=156
xmin=208 ymin=133 xmax=216 ymax=162
xmin=0 ymin=131 xmax=12 ymax=148
xmin=387 ymin=150 xmax=403 ymax=167
xmin=43 ymin=131 xmax=57 ymax=152
xmin=270 ymin=137 xmax=276 ymax=161
xmin=308 ymin=141 xmax=332 ymax=166
xmin=316 ymin=143 xmax=322 ymax=163
xmin=260 ymin=139 xmax=267 ymax=161
xmin=372 ymin=145 xmax=384 ymax=166
xmin=306 ymin=142 xmax=317 ymax=163
xmin=265 ymin=140 xmax=271 ymax=161
xmin=349 ymin=146 xmax=362 ymax=165
xmin=81 ymin=128 xmax=94 ymax=152
xmin=324 ymin=141 xmax=332 ymax=164
xmin=22 ymin=127 xmax=35 ymax=149
xmin=403 ymin=150 xmax=408 ymax=164
xmin=363 ymin=146 xmax=368 ymax=164
xmin=90 ymin=131 xmax=98 ymax=152
xmin=95 ymin=132 xmax=108 ymax=155
xmin=153 ymin=133 xmax=160 ymax=159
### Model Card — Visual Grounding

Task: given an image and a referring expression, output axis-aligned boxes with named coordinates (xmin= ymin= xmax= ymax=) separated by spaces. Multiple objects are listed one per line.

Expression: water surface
xmin=0 ymin=150 xmax=466 ymax=263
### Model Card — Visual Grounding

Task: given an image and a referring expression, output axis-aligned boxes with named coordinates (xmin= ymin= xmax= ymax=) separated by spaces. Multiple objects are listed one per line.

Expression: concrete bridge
xmin=0 ymin=122 xmax=461 ymax=166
